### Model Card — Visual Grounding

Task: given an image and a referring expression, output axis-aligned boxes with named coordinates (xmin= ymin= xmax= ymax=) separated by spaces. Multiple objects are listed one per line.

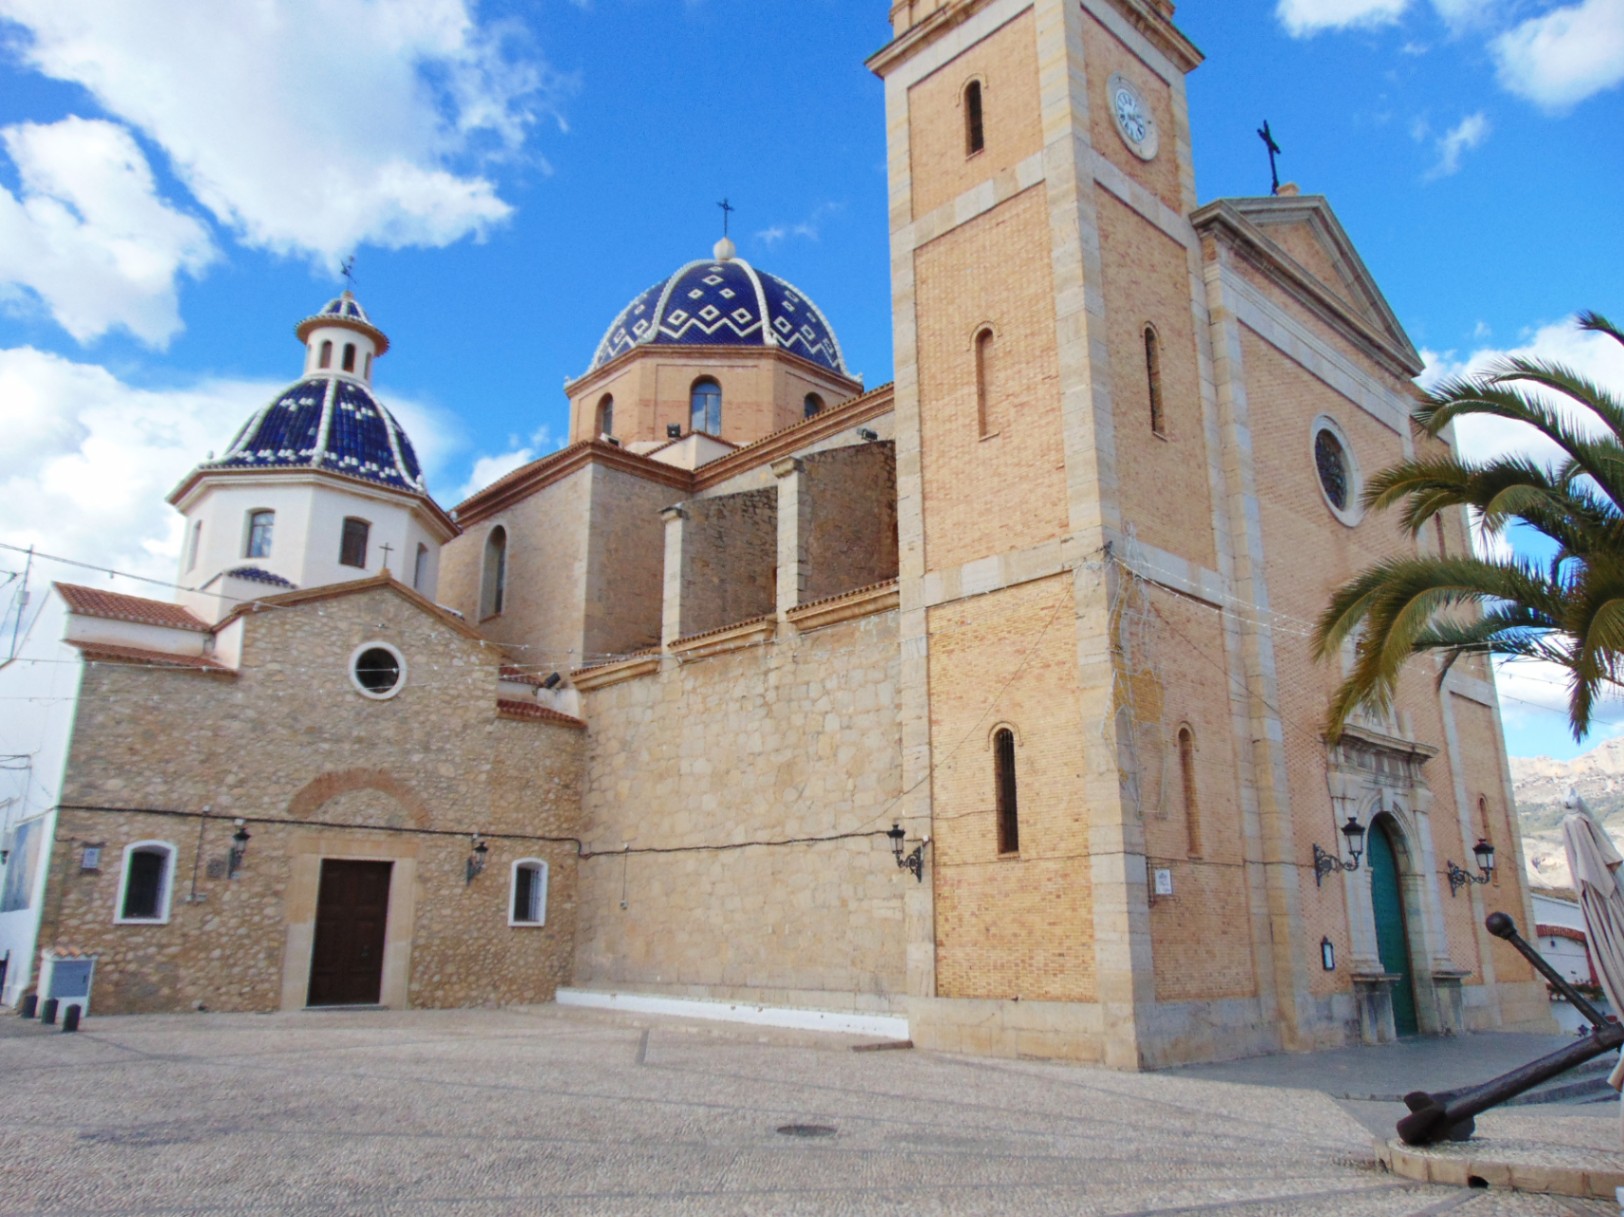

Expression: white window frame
xmin=114 ymin=840 xmax=177 ymax=925
xmin=349 ymin=640 xmax=407 ymax=700
xmin=509 ymin=858 xmax=549 ymax=927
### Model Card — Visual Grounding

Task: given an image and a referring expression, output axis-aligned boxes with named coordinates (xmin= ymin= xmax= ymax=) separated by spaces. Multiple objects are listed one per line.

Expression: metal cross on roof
xmin=1257 ymin=121 xmax=1282 ymax=196
xmin=340 ymin=256 xmax=357 ymax=290
xmin=717 ymin=198 xmax=734 ymax=237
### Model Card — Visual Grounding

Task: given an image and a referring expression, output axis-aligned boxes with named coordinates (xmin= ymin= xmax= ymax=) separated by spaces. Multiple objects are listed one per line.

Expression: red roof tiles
xmin=496 ymin=699 xmax=586 ymax=729
xmin=69 ymin=640 xmax=233 ymax=672
xmin=56 ymin=583 xmax=210 ymax=632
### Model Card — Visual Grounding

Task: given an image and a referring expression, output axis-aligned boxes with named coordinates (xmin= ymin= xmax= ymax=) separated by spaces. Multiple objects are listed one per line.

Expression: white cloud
xmin=0 ymin=0 xmax=568 ymax=264
xmin=1430 ymin=0 xmax=1503 ymax=31
xmin=1277 ymin=0 xmax=1411 ymax=35
xmin=452 ymin=426 xmax=559 ymax=503
xmin=1424 ymin=111 xmax=1490 ymax=178
xmin=0 ymin=117 xmax=215 ymax=346
xmin=753 ymin=201 xmax=844 ymax=249
xmin=0 ymin=347 xmax=461 ymax=594
xmin=1491 ymin=0 xmax=1624 ymax=110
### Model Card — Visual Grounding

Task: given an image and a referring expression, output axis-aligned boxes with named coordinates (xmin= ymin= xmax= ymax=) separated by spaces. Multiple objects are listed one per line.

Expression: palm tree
xmin=1314 ymin=311 xmax=1624 ymax=743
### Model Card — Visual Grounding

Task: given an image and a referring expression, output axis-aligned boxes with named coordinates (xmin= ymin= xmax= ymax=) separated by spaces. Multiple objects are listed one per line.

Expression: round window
xmin=349 ymin=642 xmax=406 ymax=699
xmin=1311 ymin=418 xmax=1362 ymax=526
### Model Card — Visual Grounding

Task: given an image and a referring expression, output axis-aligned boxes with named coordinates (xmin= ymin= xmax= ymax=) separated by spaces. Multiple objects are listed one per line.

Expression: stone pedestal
xmin=1352 ymin=971 xmax=1400 ymax=1044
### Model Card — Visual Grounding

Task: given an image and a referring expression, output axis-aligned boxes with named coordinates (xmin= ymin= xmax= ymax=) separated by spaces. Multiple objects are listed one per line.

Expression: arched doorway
xmin=1368 ymin=816 xmax=1419 ymax=1036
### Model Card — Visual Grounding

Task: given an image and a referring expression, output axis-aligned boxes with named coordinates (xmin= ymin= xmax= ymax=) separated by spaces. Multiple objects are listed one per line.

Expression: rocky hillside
xmin=1512 ymin=735 xmax=1624 ymax=889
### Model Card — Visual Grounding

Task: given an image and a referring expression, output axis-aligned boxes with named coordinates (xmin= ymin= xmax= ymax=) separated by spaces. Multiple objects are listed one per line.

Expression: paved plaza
xmin=0 ymin=1005 xmax=1615 ymax=1216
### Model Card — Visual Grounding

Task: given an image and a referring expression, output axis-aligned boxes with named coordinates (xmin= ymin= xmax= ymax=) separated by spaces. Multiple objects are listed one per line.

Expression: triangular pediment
xmin=1191 ymin=195 xmax=1423 ymax=377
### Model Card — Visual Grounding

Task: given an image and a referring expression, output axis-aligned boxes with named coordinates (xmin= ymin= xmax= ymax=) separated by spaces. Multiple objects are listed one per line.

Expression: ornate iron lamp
xmin=1447 ymin=838 xmax=1496 ymax=896
xmin=886 ymin=824 xmax=925 ymax=883
xmin=227 ymin=820 xmax=251 ymax=877
xmin=1313 ymin=814 xmax=1366 ymax=887
xmin=465 ymin=835 xmax=489 ymax=884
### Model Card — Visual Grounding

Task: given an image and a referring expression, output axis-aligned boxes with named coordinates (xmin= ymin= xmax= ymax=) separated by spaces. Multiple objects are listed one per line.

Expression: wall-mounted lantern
xmin=1447 ymin=838 xmax=1496 ymax=896
xmin=1313 ymin=815 xmax=1367 ymax=887
xmin=466 ymin=835 xmax=489 ymax=884
xmin=227 ymin=821 xmax=251 ymax=877
xmin=886 ymin=824 xmax=926 ymax=883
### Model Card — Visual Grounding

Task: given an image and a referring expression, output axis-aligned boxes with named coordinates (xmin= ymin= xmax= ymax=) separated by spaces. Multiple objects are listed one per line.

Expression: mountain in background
xmin=1511 ymin=735 xmax=1624 ymax=890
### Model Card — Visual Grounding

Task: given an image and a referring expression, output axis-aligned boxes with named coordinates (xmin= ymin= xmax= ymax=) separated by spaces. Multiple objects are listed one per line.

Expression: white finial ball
xmin=713 ymin=235 xmax=736 ymax=262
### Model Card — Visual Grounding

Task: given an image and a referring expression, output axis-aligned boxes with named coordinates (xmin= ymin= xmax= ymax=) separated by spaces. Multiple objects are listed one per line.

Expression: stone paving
xmin=0 ymin=1006 xmax=1615 ymax=1216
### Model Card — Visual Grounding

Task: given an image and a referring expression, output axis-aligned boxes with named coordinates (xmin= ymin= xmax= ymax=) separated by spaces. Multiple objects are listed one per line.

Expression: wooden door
xmin=1368 ymin=821 xmax=1419 ymax=1036
xmin=308 ymin=860 xmax=393 ymax=1007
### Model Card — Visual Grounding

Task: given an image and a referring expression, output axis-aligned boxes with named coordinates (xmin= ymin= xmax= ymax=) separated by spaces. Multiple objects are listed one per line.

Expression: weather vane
xmin=340 ymin=256 xmax=356 ymax=291
xmin=1257 ymin=121 xmax=1282 ymax=196
xmin=717 ymin=198 xmax=734 ymax=238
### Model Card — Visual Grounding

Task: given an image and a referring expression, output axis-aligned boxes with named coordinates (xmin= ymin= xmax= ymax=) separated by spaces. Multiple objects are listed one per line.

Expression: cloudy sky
xmin=0 ymin=0 xmax=1619 ymax=758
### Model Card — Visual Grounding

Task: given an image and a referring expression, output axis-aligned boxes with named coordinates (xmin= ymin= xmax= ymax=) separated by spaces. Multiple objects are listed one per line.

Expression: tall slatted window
xmin=1179 ymin=726 xmax=1200 ymax=857
xmin=482 ymin=525 xmax=508 ymax=619
xmin=597 ymin=394 xmax=614 ymax=437
xmin=339 ymin=516 xmax=369 ymax=568
xmin=342 ymin=343 xmax=357 ymax=373
xmin=975 ymin=326 xmax=995 ymax=436
xmin=319 ymin=340 xmax=333 ymax=369
xmin=1145 ymin=325 xmax=1165 ymax=436
xmin=965 ymin=80 xmax=985 ymax=155
xmin=994 ymin=727 xmax=1019 ymax=855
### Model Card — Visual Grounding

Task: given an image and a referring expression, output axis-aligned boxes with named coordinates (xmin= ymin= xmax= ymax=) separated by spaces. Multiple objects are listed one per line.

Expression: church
xmin=0 ymin=0 xmax=1551 ymax=1067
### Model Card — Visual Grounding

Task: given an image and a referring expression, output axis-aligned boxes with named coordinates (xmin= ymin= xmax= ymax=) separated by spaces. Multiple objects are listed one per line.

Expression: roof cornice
xmin=216 ymin=570 xmax=485 ymax=640
xmin=452 ymin=440 xmax=696 ymax=527
xmin=167 ymin=465 xmax=458 ymax=539
xmin=565 ymin=340 xmax=863 ymax=399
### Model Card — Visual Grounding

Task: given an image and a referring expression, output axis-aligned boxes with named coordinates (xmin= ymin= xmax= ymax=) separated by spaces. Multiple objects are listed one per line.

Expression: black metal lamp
xmin=1313 ymin=814 xmax=1366 ymax=887
xmin=1447 ymin=838 xmax=1496 ymax=896
xmin=886 ymin=824 xmax=925 ymax=883
xmin=466 ymin=835 xmax=489 ymax=884
xmin=227 ymin=820 xmax=251 ymax=877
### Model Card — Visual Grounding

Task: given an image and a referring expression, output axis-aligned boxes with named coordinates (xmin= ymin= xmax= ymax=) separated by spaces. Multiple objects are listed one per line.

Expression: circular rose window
xmin=1311 ymin=418 xmax=1362 ymax=526
xmin=349 ymin=641 xmax=406 ymax=699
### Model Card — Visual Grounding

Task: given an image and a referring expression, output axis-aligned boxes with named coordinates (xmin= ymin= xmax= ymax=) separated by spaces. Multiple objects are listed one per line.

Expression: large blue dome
xmin=589 ymin=254 xmax=848 ymax=376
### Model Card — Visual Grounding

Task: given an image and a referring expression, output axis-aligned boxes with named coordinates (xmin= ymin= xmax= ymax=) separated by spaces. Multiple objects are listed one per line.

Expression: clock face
xmin=1107 ymin=74 xmax=1158 ymax=161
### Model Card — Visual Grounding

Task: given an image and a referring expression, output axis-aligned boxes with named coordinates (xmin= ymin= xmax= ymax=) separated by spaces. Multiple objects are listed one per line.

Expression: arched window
xmin=974 ymin=326 xmax=996 ymax=436
xmin=412 ymin=543 xmax=430 ymax=592
xmin=339 ymin=516 xmax=370 ymax=568
xmin=804 ymin=392 xmax=824 ymax=419
xmin=690 ymin=377 xmax=722 ymax=434
xmin=364 ymin=352 xmax=372 ymax=379
xmin=1145 ymin=325 xmax=1165 ymax=436
xmin=597 ymin=394 xmax=614 ymax=437
xmin=319 ymin=340 xmax=333 ymax=369
xmin=186 ymin=520 xmax=203 ymax=571
xmin=342 ymin=343 xmax=357 ymax=373
xmin=994 ymin=727 xmax=1019 ymax=855
xmin=965 ymin=79 xmax=985 ymax=155
xmin=510 ymin=859 xmax=549 ymax=926
xmin=116 ymin=841 xmax=176 ymax=924
xmin=1178 ymin=726 xmax=1200 ymax=856
xmin=245 ymin=509 xmax=274 ymax=559
xmin=481 ymin=525 xmax=507 ymax=619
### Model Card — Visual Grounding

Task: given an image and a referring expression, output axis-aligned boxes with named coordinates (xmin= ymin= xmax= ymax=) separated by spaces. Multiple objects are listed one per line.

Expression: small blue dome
xmin=590 ymin=256 xmax=848 ymax=376
xmin=208 ymin=376 xmax=425 ymax=491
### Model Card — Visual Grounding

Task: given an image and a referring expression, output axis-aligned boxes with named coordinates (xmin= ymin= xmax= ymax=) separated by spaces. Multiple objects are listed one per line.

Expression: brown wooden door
xmin=308 ymin=860 xmax=393 ymax=1007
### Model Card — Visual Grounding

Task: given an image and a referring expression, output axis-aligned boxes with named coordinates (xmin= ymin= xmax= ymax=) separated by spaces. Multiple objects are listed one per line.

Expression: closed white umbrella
xmin=1558 ymin=790 xmax=1624 ymax=1130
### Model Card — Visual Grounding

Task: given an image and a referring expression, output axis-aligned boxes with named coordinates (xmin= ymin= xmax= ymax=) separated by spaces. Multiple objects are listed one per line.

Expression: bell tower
xmin=870 ymin=0 xmax=1234 ymax=1069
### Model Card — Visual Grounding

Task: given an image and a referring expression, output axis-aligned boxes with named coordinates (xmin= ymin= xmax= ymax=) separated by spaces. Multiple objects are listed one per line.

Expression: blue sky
xmin=0 ymin=0 xmax=1620 ymax=758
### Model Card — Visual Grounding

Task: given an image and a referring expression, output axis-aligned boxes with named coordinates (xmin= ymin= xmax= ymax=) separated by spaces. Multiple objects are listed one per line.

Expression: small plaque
xmin=80 ymin=846 xmax=101 ymax=871
xmin=1153 ymin=868 xmax=1173 ymax=896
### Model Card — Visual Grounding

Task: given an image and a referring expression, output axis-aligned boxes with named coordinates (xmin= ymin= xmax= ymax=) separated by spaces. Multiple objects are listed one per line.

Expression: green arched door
xmin=1368 ymin=818 xmax=1419 ymax=1036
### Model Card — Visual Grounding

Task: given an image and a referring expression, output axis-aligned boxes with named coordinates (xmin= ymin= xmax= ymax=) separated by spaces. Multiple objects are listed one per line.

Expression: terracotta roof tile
xmin=793 ymin=577 xmax=899 ymax=613
xmin=56 ymin=583 xmax=210 ymax=632
xmin=498 ymin=665 xmax=549 ymax=687
xmin=69 ymin=640 xmax=233 ymax=672
xmin=496 ymin=699 xmax=586 ymax=729
xmin=670 ymin=613 xmax=773 ymax=647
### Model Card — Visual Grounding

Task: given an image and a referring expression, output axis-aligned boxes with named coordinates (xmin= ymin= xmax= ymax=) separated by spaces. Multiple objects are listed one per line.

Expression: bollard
xmin=61 ymin=1004 xmax=81 ymax=1033
xmin=40 ymin=997 xmax=57 ymax=1025
xmin=19 ymin=994 xmax=37 ymax=1018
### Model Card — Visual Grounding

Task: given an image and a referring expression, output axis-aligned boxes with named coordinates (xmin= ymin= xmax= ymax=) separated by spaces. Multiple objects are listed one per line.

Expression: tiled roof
xmin=69 ymin=640 xmax=232 ymax=672
xmin=56 ymin=583 xmax=210 ymax=632
xmin=793 ymin=577 xmax=899 ymax=613
xmin=496 ymin=699 xmax=586 ymax=729
xmin=498 ymin=665 xmax=550 ymax=687
xmin=224 ymin=566 xmax=296 ymax=587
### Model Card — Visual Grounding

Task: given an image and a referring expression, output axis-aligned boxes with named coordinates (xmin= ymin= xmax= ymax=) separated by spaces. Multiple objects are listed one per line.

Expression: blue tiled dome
xmin=207 ymin=376 xmax=425 ymax=491
xmin=590 ymin=255 xmax=848 ymax=376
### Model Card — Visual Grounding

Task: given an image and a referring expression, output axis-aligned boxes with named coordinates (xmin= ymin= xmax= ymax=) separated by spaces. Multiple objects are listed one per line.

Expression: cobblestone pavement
xmin=0 ymin=1006 xmax=1613 ymax=1216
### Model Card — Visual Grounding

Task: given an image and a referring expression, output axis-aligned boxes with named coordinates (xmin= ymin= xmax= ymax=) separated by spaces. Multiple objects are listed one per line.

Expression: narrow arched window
xmin=1145 ymin=325 xmax=1164 ymax=436
xmin=339 ymin=516 xmax=369 ymax=568
xmin=597 ymin=394 xmax=614 ymax=437
xmin=364 ymin=352 xmax=372 ymax=380
xmin=245 ymin=509 xmax=274 ymax=558
xmin=994 ymin=727 xmax=1019 ymax=855
xmin=965 ymin=80 xmax=985 ymax=155
xmin=412 ymin=543 xmax=430 ymax=592
xmin=342 ymin=343 xmax=357 ymax=373
xmin=974 ymin=326 xmax=995 ymax=436
xmin=804 ymin=392 xmax=824 ymax=419
xmin=510 ymin=859 xmax=549 ymax=926
xmin=187 ymin=520 xmax=203 ymax=571
xmin=116 ymin=842 xmax=176 ymax=924
xmin=481 ymin=525 xmax=507 ymax=619
xmin=1178 ymin=726 xmax=1200 ymax=857
xmin=319 ymin=340 xmax=333 ymax=369
xmin=690 ymin=377 xmax=721 ymax=434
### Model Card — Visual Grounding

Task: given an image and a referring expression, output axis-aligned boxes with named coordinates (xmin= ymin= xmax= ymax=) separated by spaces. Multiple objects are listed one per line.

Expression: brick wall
xmin=584 ymin=464 xmax=675 ymax=660
xmin=802 ymin=443 xmax=899 ymax=602
xmin=678 ymin=488 xmax=777 ymax=636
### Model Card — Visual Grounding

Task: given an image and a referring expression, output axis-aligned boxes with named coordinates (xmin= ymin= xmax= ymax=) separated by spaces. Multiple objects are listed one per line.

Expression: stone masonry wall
xmin=802 ymin=443 xmax=899 ymax=602
xmin=584 ymin=463 xmax=676 ymax=661
xmin=40 ymin=584 xmax=582 ymax=1014
xmin=678 ymin=487 xmax=777 ymax=636
xmin=573 ymin=610 xmax=907 ymax=1011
